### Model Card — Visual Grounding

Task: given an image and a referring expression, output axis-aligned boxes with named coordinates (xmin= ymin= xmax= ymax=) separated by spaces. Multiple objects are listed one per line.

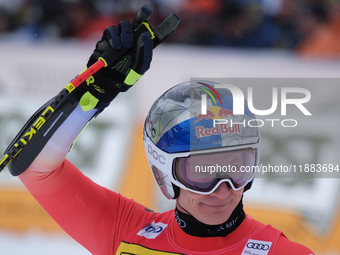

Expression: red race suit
xmin=19 ymin=160 xmax=315 ymax=255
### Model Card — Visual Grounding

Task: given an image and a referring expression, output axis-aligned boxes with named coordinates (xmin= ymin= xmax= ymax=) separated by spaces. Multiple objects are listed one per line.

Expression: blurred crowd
xmin=0 ymin=0 xmax=340 ymax=58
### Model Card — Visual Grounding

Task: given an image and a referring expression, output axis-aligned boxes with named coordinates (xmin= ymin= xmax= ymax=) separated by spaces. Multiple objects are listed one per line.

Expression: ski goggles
xmin=172 ymin=147 xmax=257 ymax=194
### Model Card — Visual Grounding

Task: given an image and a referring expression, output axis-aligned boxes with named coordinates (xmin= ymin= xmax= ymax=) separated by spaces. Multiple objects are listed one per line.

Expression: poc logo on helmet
xmin=148 ymin=145 xmax=166 ymax=165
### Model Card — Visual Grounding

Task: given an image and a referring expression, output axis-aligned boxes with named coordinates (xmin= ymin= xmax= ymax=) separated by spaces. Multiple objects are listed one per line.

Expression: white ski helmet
xmin=144 ymin=80 xmax=260 ymax=199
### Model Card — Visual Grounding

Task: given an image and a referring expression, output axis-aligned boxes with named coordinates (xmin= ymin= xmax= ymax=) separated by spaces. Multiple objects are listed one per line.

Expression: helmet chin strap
xmin=176 ymin=200 xmax=192 ymax=215
xmin=172 ymin=184 xmax=180 ymax=199
xmin=174 ymin=195 xmax=246 ymax=237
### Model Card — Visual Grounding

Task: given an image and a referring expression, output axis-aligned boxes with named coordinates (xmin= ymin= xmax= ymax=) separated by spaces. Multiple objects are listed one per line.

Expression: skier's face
xmin=176 ymin=183 xmax=244 ymax=225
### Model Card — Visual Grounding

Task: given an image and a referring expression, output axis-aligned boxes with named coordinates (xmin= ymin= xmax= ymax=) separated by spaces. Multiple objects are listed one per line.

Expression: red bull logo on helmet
xmin=196 ymin=123 xmax=241 ymax=138
xmin=194 ymin=105 xmax=240 ymax=138
xmin=194 ymin=106 xmax=237 ymax=123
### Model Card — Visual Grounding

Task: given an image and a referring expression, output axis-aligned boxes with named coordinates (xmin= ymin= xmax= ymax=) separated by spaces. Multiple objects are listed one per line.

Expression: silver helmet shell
xmin=144 ymin=80 xmax=260 ymax=199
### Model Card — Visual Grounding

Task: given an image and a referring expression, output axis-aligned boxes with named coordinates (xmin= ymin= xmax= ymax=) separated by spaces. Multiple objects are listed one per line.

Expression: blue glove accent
xmin=119 ymin=20 xmax=133 ymax=48
xmin=106 ymin=26 xmax=122 ymax=49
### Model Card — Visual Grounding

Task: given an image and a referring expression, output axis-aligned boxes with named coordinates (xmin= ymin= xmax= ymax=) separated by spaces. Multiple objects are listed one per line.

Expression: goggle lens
xmin=173 ymin=148 xmax=256 ymax=193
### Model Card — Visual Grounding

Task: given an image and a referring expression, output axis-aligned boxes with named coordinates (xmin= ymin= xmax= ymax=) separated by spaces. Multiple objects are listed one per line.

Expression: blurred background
xmin=0 ymin=0 xmax=340 ymax=254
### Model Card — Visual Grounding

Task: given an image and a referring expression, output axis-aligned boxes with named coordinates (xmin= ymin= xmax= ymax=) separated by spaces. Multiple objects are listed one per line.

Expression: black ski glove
xmin=0 ymin=6 xmax=179 ymax=174
xmin=73 ymin=5 xmax=180 ymax=109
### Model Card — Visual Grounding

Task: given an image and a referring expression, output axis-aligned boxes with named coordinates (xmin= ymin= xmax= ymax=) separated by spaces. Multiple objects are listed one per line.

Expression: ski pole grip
xmin=100 ymin=11 xmax=179 ymax=67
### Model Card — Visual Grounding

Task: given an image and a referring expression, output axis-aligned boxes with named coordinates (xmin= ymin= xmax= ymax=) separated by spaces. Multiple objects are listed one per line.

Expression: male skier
xmin=2 ymin=5 xmax=314 ymax=255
